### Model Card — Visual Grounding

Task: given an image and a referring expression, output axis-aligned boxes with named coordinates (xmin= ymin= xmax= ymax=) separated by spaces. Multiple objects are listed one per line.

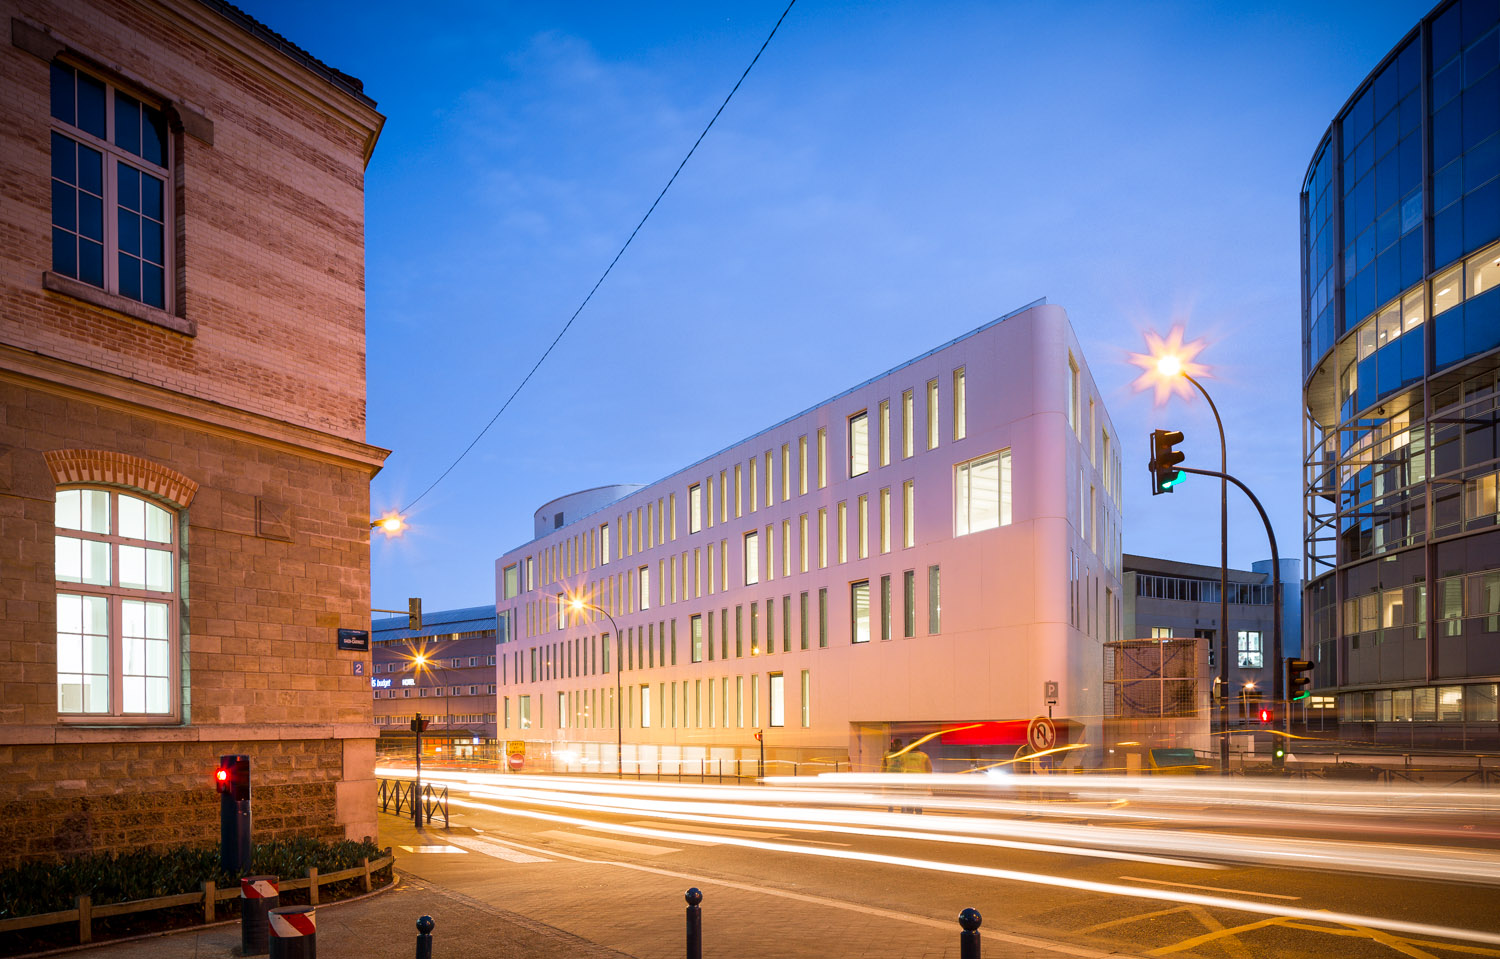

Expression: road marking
xmin=1117 ymin=876 xmax=1300 ymax=900
xmin=627 ymin=820 xmax=780 ymax=840
xmin=538 ymin=830 xmax=681 ymax=856
xmin=446 ymin=835 xmax=551 ymax=863
xmin=1276 ymin=921 xmax=1500 ymax=957
xmin=1077 ymin=905 xmax=1189 ymax=934
xmin=398 ymin=845 xmax=469 ymax=854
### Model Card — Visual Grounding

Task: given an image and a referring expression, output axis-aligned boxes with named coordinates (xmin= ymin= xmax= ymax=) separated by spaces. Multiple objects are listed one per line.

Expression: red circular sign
xmin=507 ymin=753 xmax=524 ymax=771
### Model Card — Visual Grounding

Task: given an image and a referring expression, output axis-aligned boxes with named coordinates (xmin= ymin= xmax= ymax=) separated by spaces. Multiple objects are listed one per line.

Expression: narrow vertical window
xmin=952 ymin=367 xmax=966 ymax=441
xmin=926 ymin=379 xmax=939 ymax=450
xmin=1089 ymin=398 xmax=1096 ymax=464
xmin=734 ymin=465 xmax=743 ymax=518
xmin=765 ymin=451 xmax=774 ymax=507
xmin=1068 ymin=352 xmax=1080 ymax=436
xmin=781 ymin=520 xmax=791 ymax=576
xmin=799 ymin=513 xmax=809 ymax=572
xmin=800 ymin=670 xmax=811 ymax=726
xmin=817 ymin=428 xmax=828 ymax=488
xmin=901 ymin=389 xmax=914 ymax=458
xmin=744 ymin=530 xmax=760 ymax=586
xmin=782 ymin=594 xmax=791 ymax=652
xmin=639 ymin=565 xmax=651 ymax=611
xmin=765 ymin=524 xmax=774 ymax=581
xmin=707 ymin=542 xmax=716 ymax=595
xmin=691 ymin=614 xmax=703 ymax=663
xmin=880 ymin=575 xmax=892 ymax=640
xmin=749 ymin=458 xmax=758 ymax=514
xmin=837 ymin=502 xmax=848 ymax=564
xmin=818 ymin=508 xmax=829 ymax=568
xmin=750 ymin=603 xmax=759 ymax=655
xmin=798 ymin=435 xmax=809 ymax=494
xmin=878 ymin=399 xmax=891 ymax=467
xmin=765 ymin=597 xmax=775 ymax=653
xmin=721 ymin=537 xmax=729 ymax=590
xmin=927 ymin=565 xmax=941 ymax=635
xmin=800 ymin=592 xmax=810 ymax=649
xmin=769 ymin=672 xmax=785 ymax=727
xmin=751 ymin=674 xmax=760 ymax=727
xmin=781 ymin=443 xmax=791 ymax=500
xmin=903 ymin=570 xmax=915 ymax=637
xmin=818 ymin=588 xmax=829 ymax=647
xmin=857 ymin=494 xmax=869 ymax=559
xmin=902 ymin=480 xmax=915 ymax=548
xmin=737 ymin=675 xmax=745 ymax=727
xmin=851 ymin=580 xmax=870 ymax=643
xmin=719 ymin=470 xmax=728 ymax=522
xmin=848 ymin=410 xmax=869 ymax=477
xmin=706 ymin=476 xmax=715 ymax=528
xmin=689 ymin=484 xmax=702 ymax=534
xmin=641 ymin=685 xmax=651 ymax=728
xmin=736 ymin=605 xmax=743 ymax=657
xmin=879 ymin=488 xmax=891 ymax=553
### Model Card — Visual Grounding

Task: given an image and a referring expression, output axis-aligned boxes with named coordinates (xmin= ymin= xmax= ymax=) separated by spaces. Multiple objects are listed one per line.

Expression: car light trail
xmin=431 ymin=788 xmax=1500 ymax=949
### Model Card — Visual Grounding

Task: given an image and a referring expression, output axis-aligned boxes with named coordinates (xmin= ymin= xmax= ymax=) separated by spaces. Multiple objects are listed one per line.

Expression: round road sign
xmin=507 ymin=752 xmax=524 ymax=771
xmin=1026 ymin=716 xmax=1057 ymax=752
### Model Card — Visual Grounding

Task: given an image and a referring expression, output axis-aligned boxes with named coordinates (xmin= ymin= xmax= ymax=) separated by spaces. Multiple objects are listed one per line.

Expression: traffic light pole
xmin=1174 ymin=466 xmax=1283 ymax=745
xmin=413 ymin=712 xmax=423 ymax=829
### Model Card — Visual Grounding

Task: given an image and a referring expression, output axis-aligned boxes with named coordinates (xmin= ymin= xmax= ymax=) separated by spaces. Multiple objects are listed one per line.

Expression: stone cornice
xmin=1 ymin=723 xmax=378 ymax=745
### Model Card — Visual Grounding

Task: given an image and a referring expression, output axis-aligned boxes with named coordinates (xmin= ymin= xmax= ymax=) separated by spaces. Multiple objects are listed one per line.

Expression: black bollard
xmin=415 ymin=915 xmax=435 ymax=959
xmin=685 ymin=888 xmax=703 ymax=959
xmin=268 ymin=905 xmax=316 ymax=959
xmin=240 ymin=875 xmax=280 ymax=956
xmin=959 ymin=907 xmax=982 ymax=959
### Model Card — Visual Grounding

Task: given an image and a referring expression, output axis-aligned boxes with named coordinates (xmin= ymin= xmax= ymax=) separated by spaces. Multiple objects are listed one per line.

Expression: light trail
xmin=435 ymin=789 xmax=1500 ymax=949
xmin=381 ymin=766 xmax=1500 ymax=886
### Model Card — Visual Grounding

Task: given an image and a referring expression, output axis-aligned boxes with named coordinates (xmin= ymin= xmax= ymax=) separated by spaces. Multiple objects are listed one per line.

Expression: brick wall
xmin=0 ymin=0 xmax=387 ymax=867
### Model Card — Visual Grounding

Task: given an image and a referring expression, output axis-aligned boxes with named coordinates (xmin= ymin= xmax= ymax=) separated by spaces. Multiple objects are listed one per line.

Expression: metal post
xmin=413 ymin=713 xmax=423 ymax=828
xmin=757 ymin=731 xmax=765 ymax=779
xmin=415 ymin=916 xmax=434 ymax=959
xmin=959 ymin=908 xmax=982 ymax=959
xmin=1184 ymin=373 xmax=1230 ymax=775
xmin=685 ymin=888 xmax=703 ymax=959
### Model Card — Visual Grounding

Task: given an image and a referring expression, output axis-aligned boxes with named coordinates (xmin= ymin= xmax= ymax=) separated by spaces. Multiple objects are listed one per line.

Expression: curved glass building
xmin=1302 ymin=0 xmax=1500 ymax=744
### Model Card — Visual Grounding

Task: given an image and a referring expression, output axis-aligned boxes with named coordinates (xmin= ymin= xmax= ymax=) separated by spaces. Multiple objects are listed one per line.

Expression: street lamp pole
xmin=1181 ymin=372 xmax=1231 ymax=776
xmin=570 ymin=599 xmax=624 ymax=779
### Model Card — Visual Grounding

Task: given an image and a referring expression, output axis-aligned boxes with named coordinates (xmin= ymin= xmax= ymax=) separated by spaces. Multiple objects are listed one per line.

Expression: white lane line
xmin=627 ymin=820 xmax=780 ymax=840
xmin=1116 ymin=876 xmax=1300 ymax=900
xmin=444 ymin=794 xmax=1500 ymax=949
xmin=537 ymin=829 xmax=681 ymax=856
xmin=447 ymin=834 xmax=551 ymax=863
xmin=399 ymin=845 xmax=469 ymax=854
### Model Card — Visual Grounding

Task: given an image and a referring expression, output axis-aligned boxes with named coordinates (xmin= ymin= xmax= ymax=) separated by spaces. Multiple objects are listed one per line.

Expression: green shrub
xmin=0 ymin=837 xmax=387 ymax=921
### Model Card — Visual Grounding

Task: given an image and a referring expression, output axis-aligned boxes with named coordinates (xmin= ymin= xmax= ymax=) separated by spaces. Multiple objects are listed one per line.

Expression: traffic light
xmin=1271 ymin=741 xmax=1286 ymax=769
xmin=1257 ymin=707 xmax=1273 ymax=725
xmin=215 ymin=754 xmax=250 ymax=802
xmin=408 ymin=597 xmax=423 ymax=631
xmin=1287 ymin=658 xmax=1314 ymax=701
xmin=1148 ymin=429 xmax=1186 ymax=495
xmin=216 ymin=754 xmax=251 ymax=873
xmin=410 ymin=715 xmax=429 ymax=733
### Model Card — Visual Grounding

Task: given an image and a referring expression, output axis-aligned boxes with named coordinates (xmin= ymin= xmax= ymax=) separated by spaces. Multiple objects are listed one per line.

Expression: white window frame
xmin=955 ymin=449 xmax=1013 ymax=536
xmin=55 ymin=487 xmax=180 ymax=722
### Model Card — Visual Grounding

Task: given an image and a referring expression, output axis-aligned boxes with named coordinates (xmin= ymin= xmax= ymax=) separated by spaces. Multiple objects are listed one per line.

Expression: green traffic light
xmin=1159 ymin=470 xmax=1185 ymax=491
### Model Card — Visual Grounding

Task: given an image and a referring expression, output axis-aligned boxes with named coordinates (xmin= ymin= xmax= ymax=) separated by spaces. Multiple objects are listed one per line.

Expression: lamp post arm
xmin=571 ymin=600 xmax=626 ymax=779
xmin=1173 ymin=465 xmax=1283 ymax=713
xmin=1183 ymin=372 xmax=1230 ymax=774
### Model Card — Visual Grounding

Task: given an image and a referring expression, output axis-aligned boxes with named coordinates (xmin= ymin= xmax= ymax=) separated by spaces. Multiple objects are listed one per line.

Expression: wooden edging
xmin=0 ymin=853 xmax=395 ymax=943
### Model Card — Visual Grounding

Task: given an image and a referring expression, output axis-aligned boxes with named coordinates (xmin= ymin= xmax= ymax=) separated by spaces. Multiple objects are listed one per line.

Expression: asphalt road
xmin=375 ymin=768 xmax=1500 ymax=959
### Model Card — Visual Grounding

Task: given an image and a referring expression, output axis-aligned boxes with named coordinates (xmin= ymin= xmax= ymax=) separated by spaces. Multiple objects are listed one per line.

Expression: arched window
xmin=55 ymin=488 xmax=179 ymax=720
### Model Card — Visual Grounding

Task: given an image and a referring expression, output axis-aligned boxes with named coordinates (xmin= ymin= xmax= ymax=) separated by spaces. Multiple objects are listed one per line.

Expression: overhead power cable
xmin=398 ymin=0 xmax=799 ymax=514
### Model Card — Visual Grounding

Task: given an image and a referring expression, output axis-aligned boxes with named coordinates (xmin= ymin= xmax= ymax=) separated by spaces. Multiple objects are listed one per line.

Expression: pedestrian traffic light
xmin=1287 ymin=658 xmax=1314 ymax=701
xmin=1271 ymin=742 xmax=1286 ymax=769
xmin=410 ymin=715 xmax=429 ymax=733
xmin=1257 ymin=707 xmax=1273 ymax=725
xmin=753 ymin=730 xmax=762 ymax=742
xmin=408 ymin=597 xmax=423 ymax=631
xmin=215 ymin=754 xmax=250 ymax=802
xmin=1148 ymin=429 xmax=1186 ymax=495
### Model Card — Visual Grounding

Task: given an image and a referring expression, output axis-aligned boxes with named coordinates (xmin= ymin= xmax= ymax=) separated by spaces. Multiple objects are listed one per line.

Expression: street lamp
xmin=411 ymin=652 xmax=453 ymax=735
xmin=371 ymin=512 xmax=406 ymax=537
xmin=1131 ymin=327 xmax=1231 ymax=774
xmin=568 ymin=597 xmax=624 ymax=779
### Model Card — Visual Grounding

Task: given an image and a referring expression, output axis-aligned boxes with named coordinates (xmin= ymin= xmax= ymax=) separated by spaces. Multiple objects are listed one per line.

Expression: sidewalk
xmin=35 ymin=868 xmax=635 ymax=959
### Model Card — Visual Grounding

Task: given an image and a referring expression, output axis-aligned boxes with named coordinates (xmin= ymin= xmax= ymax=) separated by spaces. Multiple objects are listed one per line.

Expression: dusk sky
xmin=241 ymin=0 xmax=1431 ymax=612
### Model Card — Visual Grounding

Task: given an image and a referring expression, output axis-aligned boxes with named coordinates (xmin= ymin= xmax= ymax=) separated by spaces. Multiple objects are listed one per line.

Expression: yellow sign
xmin=506 ymin=740 xmax=525 ymax=757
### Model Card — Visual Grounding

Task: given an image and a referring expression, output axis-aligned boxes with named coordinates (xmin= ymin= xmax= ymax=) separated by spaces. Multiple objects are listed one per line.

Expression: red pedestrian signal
xmin=1258 ymin=707 xmax=1272 ymax=724
xmin=215 ymin=755 xmax=249 ymax=800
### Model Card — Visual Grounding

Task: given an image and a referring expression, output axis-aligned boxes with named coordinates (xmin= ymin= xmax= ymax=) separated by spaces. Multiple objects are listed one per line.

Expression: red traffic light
xmin=753 ymin=731 xmax=762 ymax=742
xmin=215 ymin=768 xmax=228 ymax=785
xmin=216 ymin=754 xmax=250 ymax=800
xmin=1258 ymin=708 xmax=1272 ymax=724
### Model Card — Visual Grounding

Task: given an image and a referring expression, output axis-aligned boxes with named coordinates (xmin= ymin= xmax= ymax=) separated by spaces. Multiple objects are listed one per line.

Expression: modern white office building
xmin=493 ymin=299 xmax=1122 ymax=773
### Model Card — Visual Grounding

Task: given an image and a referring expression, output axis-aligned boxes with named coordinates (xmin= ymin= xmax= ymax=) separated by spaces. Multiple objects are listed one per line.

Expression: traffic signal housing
xmin=1149 ymin=429 xmax=1186 ymax=495
xmin=1271 ymin=741 xmax=1287 ymax=769
xmin=1257 ymin=707 xmax=1273 ymax=725
xmin=1287 ymin=658 xmax=1315 ymax=701
xmin=408 ymin=597 xmax=423 ymax=631
xmin=215 ymin=754 xmax=250 ymax=802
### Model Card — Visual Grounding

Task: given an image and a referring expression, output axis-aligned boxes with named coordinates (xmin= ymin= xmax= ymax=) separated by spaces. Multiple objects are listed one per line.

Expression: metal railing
xmin=379 ymin=778 xmax=449 ymax=828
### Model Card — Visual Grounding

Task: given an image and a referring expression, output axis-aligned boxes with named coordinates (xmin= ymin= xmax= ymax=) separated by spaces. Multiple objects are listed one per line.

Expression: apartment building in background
xmin=0 ymin=0 xmax=386 ymax=865
xmin=372 ymin=605 xmax=499 ymax=751
xmin=493 ymin=299 xmax=1123 ymax=773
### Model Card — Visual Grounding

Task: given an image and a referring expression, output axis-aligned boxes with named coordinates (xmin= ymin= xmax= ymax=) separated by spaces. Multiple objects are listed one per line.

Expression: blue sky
xmin=240 ymin=1 xmax=1431 ymax=612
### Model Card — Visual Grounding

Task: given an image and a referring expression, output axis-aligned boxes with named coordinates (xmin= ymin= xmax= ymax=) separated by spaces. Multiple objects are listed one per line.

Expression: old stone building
xmin=0 ymin=0 xmax=386 ymax=866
